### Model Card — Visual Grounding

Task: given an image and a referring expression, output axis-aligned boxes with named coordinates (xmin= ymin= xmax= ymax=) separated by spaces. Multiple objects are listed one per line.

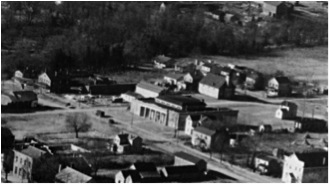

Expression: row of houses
xmin=153 ymin=57 xmax=294 ymax=98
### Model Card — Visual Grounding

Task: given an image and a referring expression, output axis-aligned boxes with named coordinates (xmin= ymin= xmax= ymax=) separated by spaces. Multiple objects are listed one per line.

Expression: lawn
xmin=177 ymin=46 xmax=328 ymax=84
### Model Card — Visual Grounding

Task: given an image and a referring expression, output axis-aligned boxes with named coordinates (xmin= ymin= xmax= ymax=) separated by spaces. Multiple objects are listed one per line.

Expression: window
xmin=15 ymin=156 xmax=18 ymax=162
xmin=14 ymin=167 xmax=17 ymax=174
xmin=19 ymin=168 xmax=22 ymax=176
xmin=20 ymin=158 xmax=22 ymax=164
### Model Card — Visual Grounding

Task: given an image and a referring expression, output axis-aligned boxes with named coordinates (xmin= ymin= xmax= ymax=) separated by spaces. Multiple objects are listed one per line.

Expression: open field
xmin=2 ymin=111 xmax=120 ymax=140
xmin=177 ymin=46 xmax=328 ymax=84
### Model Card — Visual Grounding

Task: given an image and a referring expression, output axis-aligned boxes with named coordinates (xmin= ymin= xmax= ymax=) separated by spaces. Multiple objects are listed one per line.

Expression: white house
xmin=282 ymin=151 xmax=328 ymax=183
xmin=198 ymin=73 xmax=234 ymax=99
xmin=184 ymin=115 xmax=201 ymax=136
xmin=13 ymin=146 xmax=46 ymax=181
xmin=135 ymin=81 xmax=165 ymax=98
xmin=191 ymin=126 xmax=216 ymax=150
xmin=38 ymin=72 xmax=51 ymax=87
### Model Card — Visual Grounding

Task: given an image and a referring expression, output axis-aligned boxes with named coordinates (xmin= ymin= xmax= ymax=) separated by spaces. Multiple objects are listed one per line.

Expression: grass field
xmin=2 ymin=111 xmax=120 ymax=140
xmin=177 ymin=46 xmax=328 ymax=84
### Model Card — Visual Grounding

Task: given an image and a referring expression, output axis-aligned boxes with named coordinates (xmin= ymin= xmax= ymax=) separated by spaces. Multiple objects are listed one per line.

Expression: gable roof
xmin=13 ymin=91 xmax=38 ymax=102
xmin=136 ymin=81 xmax=165 ymax=94
xmin=55 ymin=167 xmax=92 ymax=183
xmin=165 ymin=73 xmax=184 ymax=80
xmin=199 ymin=73 xmax=226 ymax=88
xmin=194 ymin=126 xmax=216 ymax=136
xmin=156 ymin=95 xmax=206 ymax=107
xmin=20 ymin=146 xmax=46 ymax=159
xmin=175 ymin=151 xmax=205 ymax=164
xmin=60 ymin=156 xmax=93 ymax=175
xmin=275 ymin=76 xmax=290 ymax=84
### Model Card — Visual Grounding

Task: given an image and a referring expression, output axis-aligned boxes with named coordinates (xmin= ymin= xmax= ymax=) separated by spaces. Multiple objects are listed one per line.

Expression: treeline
xmin=1 ymin=2 xmax=327 ymax=76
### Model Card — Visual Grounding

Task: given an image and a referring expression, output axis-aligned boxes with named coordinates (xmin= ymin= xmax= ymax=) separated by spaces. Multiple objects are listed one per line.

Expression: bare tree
xmin=66 ymin=113 xmax=92 ymax=138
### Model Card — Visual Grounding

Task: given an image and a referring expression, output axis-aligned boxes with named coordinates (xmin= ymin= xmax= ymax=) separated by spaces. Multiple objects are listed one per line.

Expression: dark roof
xmin=175 ymin=152 xmax=205 ymax=164
xmin=132 ymin=163 xmax=157 ymax=172
xmin=163 ymin=165 xmax=200 ymax=176
xmin=156 ymin=95 xmax=206 ymax=107
xmin=194 ymin=126 xmax=216 ymax=136
xmin=281 ymin=101 xmax=297 ymax=107
xmin=60 ymin=156 xmax=93 ymax=175
xmin=275 ymin=77 xmax=290 ymax=84
xmin=20 ymin=146 xmax=46 ymax=159
xmin=188 ymin=114 xmax=202 ymax=121
xmin=136 ymin=81 xmax=165 ymax=93
xmin=118 ymin=134 xmax=130 ymax=145
xmin=295 ymin=150 xmax=328 ymax=168
xmin=199 ymin=73 xmax=226 ymax=88
xmin=165 ymin=73 xmax=184 ymax=80
xmin=121 ymin=170 xmax=141 ymax=180
xmin=13 ymin=91 xmax=37 ymax=102
xmin=55 ymin=167 xmax=92 ymax=183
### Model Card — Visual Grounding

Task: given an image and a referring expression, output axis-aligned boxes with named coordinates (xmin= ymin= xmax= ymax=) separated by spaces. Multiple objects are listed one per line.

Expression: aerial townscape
xmin=1 ymin=1 xmax=328 ymax=183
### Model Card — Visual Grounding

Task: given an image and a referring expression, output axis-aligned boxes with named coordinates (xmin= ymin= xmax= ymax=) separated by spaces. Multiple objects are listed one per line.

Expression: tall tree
xmin=66 ymin=113 xmax=92 ymax=138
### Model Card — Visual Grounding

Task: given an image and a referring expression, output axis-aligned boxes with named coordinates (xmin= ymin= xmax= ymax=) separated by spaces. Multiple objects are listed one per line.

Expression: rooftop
xmin=154 ymin=55 xmax=175 ymax=63
xmin=55 ymin=167 xmax=92 ymax=183
xmin=20 ymin=146 xmax=46 ymax=159
xmin=136 ymin=81 xmax=165 ymax=94
xmin=163 ymin=165 xmax=200 ymax=177
xmin=165 ymin=73 xmax=184 ymax=80
xmin=194 ymin=126 xmax=216 ymax=136
xmin=199 ymin=73 xmax=226 ymax=88
xmin=156 ymin=95 xmax=206 ymax=107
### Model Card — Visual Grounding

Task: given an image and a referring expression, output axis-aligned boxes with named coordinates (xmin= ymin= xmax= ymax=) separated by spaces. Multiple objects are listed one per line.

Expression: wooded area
xmin=1 ymin=2 xmax=327 ymax=77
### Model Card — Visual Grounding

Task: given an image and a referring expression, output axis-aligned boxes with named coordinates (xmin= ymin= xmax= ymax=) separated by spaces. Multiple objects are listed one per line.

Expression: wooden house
xmin=198 ymin=73 xmax=235 ymax=99
xmin=267 ymin=77 xmax=291 ymax=97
